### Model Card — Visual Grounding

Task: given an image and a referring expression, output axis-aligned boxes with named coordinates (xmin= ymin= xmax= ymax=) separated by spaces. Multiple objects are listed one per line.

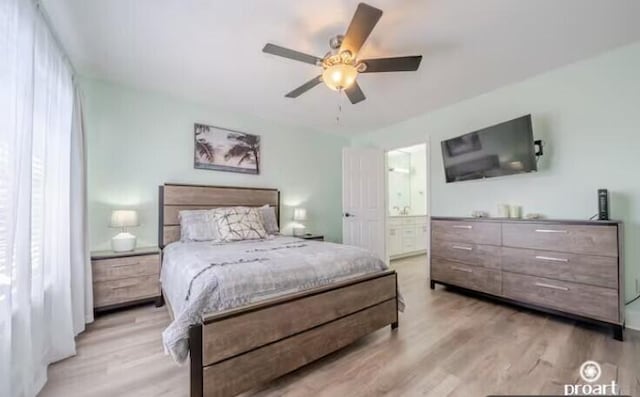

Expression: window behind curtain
xmin=0 ymin=0 xmax=79 ymax=395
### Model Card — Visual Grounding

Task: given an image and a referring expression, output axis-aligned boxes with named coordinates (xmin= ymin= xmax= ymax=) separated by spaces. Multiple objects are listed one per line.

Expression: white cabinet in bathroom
xmin=388 ymin=226 xmax=403 ymax=257
xmin=387 ymin=216 xmax=428 ymax=259
xmin=415 ymin=222 xmax=428 ymax=251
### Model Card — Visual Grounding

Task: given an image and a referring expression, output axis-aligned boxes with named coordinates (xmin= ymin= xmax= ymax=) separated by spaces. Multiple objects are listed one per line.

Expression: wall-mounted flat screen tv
xmin=441 ymin=115 xmax=536 ymax=183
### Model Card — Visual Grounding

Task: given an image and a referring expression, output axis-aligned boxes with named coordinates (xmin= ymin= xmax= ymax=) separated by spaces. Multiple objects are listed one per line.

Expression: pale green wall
xmin=82 ymin=78 xmax=347 ymax=249
xmin=352 ymin=42 xmax=640 ymax=302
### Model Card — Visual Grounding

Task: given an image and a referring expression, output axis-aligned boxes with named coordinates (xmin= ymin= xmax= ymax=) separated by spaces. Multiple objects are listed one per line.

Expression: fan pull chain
xmin=336 ymin=90 xmax=343 ymax=125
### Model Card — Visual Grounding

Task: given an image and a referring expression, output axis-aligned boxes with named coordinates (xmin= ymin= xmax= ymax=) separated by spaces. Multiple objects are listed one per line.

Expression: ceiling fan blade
xmin=285 ymin=75 xmax=323 ymax=98
xmin=263 ymin=43 xmax=322 ymax=65
xmin=340 ymin=3 xmax=383 ymax=56
xmin=344 ymin=81 xmax=366 ymax=104
xmin=360 ymin=56 xmax=423 ymax=73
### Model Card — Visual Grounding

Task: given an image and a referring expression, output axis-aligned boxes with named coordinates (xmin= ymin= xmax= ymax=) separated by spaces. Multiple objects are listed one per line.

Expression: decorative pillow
xmin=259 ymin=205 xmax=279 ymax=235
xmin=179 ymin=209 xmax=219 ymax=242
xmin=213 ymin=207 xmax=267 ymax=241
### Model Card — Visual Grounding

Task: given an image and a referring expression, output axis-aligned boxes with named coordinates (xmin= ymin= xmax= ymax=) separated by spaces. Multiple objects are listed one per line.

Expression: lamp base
xmin=111 ymin=232 xmax=137 ymax=252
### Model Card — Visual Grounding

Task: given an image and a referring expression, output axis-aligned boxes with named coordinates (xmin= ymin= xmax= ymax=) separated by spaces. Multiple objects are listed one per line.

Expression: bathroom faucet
xmin=401 ymin=206 xmax=410 ymax=215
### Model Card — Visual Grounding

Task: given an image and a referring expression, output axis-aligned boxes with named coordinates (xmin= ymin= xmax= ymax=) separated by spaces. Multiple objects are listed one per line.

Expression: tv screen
xmin=441 ymin=115 xmax=536 ymax=183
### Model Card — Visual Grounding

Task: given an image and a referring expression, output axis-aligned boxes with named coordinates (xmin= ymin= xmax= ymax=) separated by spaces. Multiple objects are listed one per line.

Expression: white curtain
xmin=70 ymin=86 xmax=94 ymax=334
xmin=0 ymin=0 xmax=92 ymax=396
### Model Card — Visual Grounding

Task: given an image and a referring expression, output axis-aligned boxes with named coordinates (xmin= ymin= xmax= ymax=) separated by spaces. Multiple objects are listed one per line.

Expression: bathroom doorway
xmin=385 ymin=143 xmax=429 ymax=263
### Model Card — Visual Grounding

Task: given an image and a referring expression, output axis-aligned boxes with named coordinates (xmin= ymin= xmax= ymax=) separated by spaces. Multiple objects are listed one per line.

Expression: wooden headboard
xmin=158 ymin=183 xmax=280 ymax=248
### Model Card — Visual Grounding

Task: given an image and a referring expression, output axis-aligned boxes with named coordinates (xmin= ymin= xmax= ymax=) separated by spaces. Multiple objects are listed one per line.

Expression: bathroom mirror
xmin=387 ymin=145 xmax=427 ymax=216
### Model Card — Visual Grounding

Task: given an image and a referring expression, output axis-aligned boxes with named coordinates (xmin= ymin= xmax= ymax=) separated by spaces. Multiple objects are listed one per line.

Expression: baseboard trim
xmin=390 ymin=250 xmax=427 ymax=260
xmin=625 ymin=304 xmax=640 ymax=331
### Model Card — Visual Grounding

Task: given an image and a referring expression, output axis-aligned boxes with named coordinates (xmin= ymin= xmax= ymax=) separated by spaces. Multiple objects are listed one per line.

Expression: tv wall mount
xmin=534 ymin=140 xmax=544 ymax=157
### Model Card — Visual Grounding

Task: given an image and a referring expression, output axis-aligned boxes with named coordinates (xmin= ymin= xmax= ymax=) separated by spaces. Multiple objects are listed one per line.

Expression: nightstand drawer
xmin=94 ymin=275 xmax=160 ymax=308
xmin=92 ymin=254 xmax=160 ymax=282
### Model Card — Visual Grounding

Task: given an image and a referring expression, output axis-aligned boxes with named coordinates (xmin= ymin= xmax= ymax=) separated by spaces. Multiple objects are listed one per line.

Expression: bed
xmin=158 ymin=183 xmax=400 ymax=397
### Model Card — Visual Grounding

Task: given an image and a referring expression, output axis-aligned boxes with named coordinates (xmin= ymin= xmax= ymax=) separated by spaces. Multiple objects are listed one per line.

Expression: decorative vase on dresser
xmin=430 ymin=217 xmax=624 ymax=340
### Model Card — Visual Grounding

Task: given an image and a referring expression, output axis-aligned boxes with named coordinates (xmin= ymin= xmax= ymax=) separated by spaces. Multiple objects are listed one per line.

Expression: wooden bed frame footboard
xmin=158 ymin=183 xmax=398 ymax=397
xmin=189 ymin=270 xmax=399 ymax=397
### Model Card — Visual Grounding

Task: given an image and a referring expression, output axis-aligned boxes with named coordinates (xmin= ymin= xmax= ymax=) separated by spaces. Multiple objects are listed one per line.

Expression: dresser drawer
xmin=92 ymin=253 xmax=160 ymax=282
xmin=432 ymin=240 xmax=501 ymax=270
xmin=502 ymin=272 xmax=619 ymax=323
xmin=431 ymin=258 xmax=501 ymax=295
xmin=501 ymin=247 xmax=618 ymax=288
xmin=94 ymin=275 xmax=160 ymax=308
xmin=502 ymin=223 xmax=618 ymax=257
xmin=432 ymin=220 xmax=501 ymax=246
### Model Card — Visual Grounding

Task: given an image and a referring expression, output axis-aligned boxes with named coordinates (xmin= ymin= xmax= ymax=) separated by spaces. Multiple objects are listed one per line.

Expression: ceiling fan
xmin=262 ymin=2 xmax=422 ymax=104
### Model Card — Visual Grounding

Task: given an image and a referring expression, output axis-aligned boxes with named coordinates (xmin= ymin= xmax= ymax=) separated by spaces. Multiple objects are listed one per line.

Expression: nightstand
xmin=300 ymin=234 xmax=324 ymax=241
xmin=91 ymin=247 xmax=162 ymax=312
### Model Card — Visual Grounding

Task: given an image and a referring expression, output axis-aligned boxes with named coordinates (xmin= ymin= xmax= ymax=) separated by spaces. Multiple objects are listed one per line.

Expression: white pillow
xmin=179 ymin=209 xmax=218 ymax=242
xmin=259 ymin=205 xmax=279 ymax=235
xmin=213 ymin=207 xmax=267 ymax=241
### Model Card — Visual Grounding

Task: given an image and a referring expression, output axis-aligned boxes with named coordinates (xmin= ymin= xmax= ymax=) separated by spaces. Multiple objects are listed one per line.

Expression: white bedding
xmin=160 ymin=236 xmax=399 ymax=363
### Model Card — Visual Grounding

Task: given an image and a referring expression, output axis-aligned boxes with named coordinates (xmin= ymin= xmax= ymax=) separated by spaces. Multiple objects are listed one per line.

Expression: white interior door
xmin=342 ymin=148 xmax=386 ymax=261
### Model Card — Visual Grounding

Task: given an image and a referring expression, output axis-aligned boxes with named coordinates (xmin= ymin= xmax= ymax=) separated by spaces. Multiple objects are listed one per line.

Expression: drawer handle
xmin=535 ymin=255 xmax=569 ymax=263
xmin=452 ymin=225 xmax=473 ymax=229
xmin=534 ymin=282 xmax=569 ymax=291
xmin=452 ymin=245 xmax=473 ymax=251
xmin=535 ymin=229 xmax=567 ymax=233
xmin=452 ymin=266 xmax=473 ymax=273
xmin=112 ymin=283 xmax=138 ymax=290
xmin=110 ymin=262 xmax=139 ymax=268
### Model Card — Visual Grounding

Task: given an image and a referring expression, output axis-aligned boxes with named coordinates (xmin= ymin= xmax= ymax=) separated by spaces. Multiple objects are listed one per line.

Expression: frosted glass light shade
xmin=293 ymin=208 xmax=307 ymax=221
xmin=322 ymin=64 xmax=358 ymax=91
xmin=110 ymin=210 xmax=139 ymax=228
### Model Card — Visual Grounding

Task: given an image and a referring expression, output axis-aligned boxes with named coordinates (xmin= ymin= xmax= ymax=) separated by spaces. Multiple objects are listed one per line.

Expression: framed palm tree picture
xmin=194 ymin=123 xmax=260 ymax=174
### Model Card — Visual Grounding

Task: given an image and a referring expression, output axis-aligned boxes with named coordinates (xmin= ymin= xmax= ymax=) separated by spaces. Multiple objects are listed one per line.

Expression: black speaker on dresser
xmin=598 ymin=189 xmax=609 ymax=220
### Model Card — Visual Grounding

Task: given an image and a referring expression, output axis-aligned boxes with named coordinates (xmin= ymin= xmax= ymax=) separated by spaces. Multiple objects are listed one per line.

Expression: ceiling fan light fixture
xmin=263 ymin=3 xmax=421 ymax=104
xmin=322 ymin=63 xmax=358 ymax=91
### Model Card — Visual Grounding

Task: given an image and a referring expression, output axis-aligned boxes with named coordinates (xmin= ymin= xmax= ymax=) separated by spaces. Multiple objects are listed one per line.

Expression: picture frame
xmin=194 ymin=123 xmax=260 ymax=174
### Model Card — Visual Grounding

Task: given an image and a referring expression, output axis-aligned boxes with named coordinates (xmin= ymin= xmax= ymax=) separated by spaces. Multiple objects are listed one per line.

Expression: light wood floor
xmin=41 ymin=255 xmax=640 ymax=397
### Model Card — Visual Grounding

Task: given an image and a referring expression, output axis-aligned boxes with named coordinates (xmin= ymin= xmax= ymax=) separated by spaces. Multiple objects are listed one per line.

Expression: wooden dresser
xmin=91 ymin=247 xmax=162 ymax=312
xmin=430 ymin=217 xmax=624 ymax=339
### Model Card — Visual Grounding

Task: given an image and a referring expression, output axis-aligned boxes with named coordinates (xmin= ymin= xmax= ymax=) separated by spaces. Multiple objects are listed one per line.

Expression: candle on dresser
xmin=498 ymin=203 xmax=510 ymax=218
xmin=508 ymin=205 xmax=522 ymax=219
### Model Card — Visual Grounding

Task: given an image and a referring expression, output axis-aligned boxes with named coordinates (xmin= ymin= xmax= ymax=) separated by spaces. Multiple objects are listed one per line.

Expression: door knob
xmin=344 ymin=212 xmax=355 ymax=217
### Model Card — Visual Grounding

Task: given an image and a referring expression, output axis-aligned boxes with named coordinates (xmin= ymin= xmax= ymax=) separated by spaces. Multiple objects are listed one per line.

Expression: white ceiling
xmin=43 ymin=0 xmax=640 ymax=136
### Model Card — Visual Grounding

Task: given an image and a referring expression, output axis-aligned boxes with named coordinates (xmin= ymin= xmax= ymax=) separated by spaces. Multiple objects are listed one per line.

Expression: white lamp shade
xmin=293 ymin=208 xmax=307 ymax=221
xmin=110 ymin=210 xmax=139 ymax=228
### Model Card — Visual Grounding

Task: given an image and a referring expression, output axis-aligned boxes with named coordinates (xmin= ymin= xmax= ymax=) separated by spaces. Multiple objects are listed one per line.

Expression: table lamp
xmin=293 ymin=208 xmax=307 ymax=236
xmin=110 ymin=210 xmax=139 ymax=252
